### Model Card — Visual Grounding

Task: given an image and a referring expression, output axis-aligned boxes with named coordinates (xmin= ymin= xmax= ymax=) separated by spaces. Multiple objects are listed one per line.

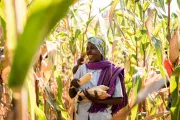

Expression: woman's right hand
xmin=77 ymin=57 xmax=84 ymax=65
xmin=72 ymin=55 xmax=85 ymax=74
xmin=70 ymin=78 xmax=80 ymax=88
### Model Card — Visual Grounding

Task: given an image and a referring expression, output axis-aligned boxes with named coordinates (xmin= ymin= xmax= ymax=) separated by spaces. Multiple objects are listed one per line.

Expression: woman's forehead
xmin=87 ymin=42 xmax=98 ymax=49
xmin=87 ymin=42 xmax=95 ymax=46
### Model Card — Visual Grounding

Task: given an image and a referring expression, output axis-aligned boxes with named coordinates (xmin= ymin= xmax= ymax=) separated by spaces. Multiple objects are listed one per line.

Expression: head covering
xmin=88 ymin=37 xmax=109 ymax=58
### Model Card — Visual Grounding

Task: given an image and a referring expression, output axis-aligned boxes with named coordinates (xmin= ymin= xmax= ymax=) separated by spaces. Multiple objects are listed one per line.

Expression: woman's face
xmin=86 ymin=42 xmax=102 ymax=62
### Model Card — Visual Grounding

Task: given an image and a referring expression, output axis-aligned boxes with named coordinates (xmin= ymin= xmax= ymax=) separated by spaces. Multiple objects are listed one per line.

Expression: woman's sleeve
xmin=112 ymin=77 xmax=123 ymax=97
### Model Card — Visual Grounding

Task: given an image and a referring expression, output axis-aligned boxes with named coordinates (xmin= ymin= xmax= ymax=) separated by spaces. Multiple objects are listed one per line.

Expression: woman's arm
xmin=83 ymin=90 xmax=123 ymax=105
xmin=72 ymin=65 xmax=80 ymax=74
xmin=72 ymin=57 xmax=84 ymax=74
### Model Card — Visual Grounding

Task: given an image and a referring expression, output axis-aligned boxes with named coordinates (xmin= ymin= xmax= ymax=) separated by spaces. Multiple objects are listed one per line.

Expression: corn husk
xmin=79 ymin=85 xmax=110 ymax=100
xmin=169 ymin=27 xmax=179 ymax=63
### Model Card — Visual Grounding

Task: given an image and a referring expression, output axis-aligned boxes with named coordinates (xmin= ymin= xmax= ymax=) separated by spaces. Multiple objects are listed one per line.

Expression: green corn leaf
xmin=152 ymin=36 xmax=162 ymax=64
xmin=75 ymin=29 xmax=81 ymax=39
xmin=27 ymin=76 xmax=46 ymax=120
xmin=165 ymin=0 xmax=171 ymax=4
xmin=172 ymin=64 xmax=180 ymax=76
xmin=0 ymin=16 xmax=6 ymax=40
xmin=143 ymin=1 xmax=150 ymax=11
xmin=57 ymin=75 xmax=63 ymax=103
xmin=131 ymin=104 xmax=138 ymax=120
xmin=131 ymin=69 xmax=142 ymax=120
xmin=151 ymin=36 xmax=166 ymax=78
xmin=86 ymin=15 xmax=96 ymax=25
xmin=56 ymin=75 xmax=70 ymax=120
xmin=8 ymin=0 xmax=73 ymax=88
xmin=178 ymin=0 xmax=180 ymax=9
xmin=158 ymin=0 xmax=166 ymax=12
xmin=170 ymin=76 xmax=180 ymax=120
xmin=0 ymin=1 xmax=5 ymax=21
xmin=35 ymin=106 xmax=46 ymax=120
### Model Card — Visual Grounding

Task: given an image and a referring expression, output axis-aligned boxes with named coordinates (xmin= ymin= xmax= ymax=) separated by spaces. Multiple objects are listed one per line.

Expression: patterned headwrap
xmin=88 ymin=37 xmax=109 ymax=58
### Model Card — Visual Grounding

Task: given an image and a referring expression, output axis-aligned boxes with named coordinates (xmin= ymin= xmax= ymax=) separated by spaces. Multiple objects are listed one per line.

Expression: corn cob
xmin=78 ymin=73 xmax=92 ymax=86
xmin=78 ymin=85 xmax=110 ymax=100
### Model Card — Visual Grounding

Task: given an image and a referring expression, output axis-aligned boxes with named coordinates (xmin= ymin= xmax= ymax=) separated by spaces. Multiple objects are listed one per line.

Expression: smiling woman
xmin=69 ymin=37 xmax=128 ymax=120
xmin=86 ymin=42 xmax=102 ymax=62
xmin=86 ymin=37 xmax=108 ymax=62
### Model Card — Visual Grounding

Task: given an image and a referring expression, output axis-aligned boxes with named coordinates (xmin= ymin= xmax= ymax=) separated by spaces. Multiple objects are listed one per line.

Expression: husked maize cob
xmin=78 ymin=85 xmax=110 ymax=100
xmin=93 ymin=85 xmax=109 ymax=91
xmin=78 ymin=73 xmax=92 ymax=86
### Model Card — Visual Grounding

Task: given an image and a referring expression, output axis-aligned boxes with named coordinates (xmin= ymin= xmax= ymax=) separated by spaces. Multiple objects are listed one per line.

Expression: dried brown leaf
xmin=169 ymin=27 xmax=179 ymax=63
xmin=145 ymin=8 xmax=153 ymax=40
xmin=113 ymin=105 xmax=131 ymax=120
xmin=1 ymin=66 xmax=11 ymax=84
xmin=63 ymin=18 xmax=70 ymax=31
xmin=144 ymin=111 xmax=170 ymax=120
xmin=133 ymin=75 xmax=167 ymax=107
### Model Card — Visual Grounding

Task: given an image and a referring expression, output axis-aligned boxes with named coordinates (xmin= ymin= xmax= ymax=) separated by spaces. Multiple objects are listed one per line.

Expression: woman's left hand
xmin=83 ymin=89 xmax=123 ymax=105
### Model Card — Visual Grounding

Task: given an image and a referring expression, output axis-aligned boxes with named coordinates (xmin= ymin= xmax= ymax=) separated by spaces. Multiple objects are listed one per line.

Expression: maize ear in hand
xmin=93 ymin=85 xmax=109 ymax=91
xmin=78 ymin=73 xmax=92 ymax=86
xmin=79 ymin=85 xmax=110 ymax=100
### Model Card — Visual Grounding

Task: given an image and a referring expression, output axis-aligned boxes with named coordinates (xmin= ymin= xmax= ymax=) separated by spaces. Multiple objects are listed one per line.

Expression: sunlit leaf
xmin=109 ymin=0 xmax=119 ymax=35
xmin=172 ymin=65 xmax=180 ymax=76
xmin=137 ymin=2 xmax=143 ymax=20
xmin=75 ymin=29 xmax=81 ymax=39
xmin=165 ymin=0 xmax=171 ymax=4
xmin=131 ymin=68 xmax=142 ymax=120
xmin=8 ymin=0 xmax=73 ymax=87
xmin=131 ymin=104 xmax=139 ymax=120
xmin=157 ymin=0 xmax=166 ymax=12
xmin=143 ymin=1 xmax=150 ymax=11
xmin=151 ymin=36 xmax=162 ymax=64
xmin=178 ymin=0 xmax=180 ymax=9
xmin=35 ymin=106 xmax=46 ymax=120
xmin=0 ymin=1 xmax=5 ymax=21
xmin=0 ymin=17 xmax=6 ymax=40
xmin=4 ymin=0 xmax=18 ymax=54
xmin=86 ymin=15 xmax=96 ymax=25
xmin=56 ymin=75 xmax=70 ymax=120
xmin=153 ymin=21 xmax=162 ymax=37
xmin=27 ymin=76 xmax=46 ymax=120
xmin=99 ymin=1 xmax=112 ymax=12
xmin=116 ymin=10 xmax=142 ymax=26
xmin=170 ymin=76 xmax=180 ymax=120
xmin=119 ymin=0 xmax=125 ymax=10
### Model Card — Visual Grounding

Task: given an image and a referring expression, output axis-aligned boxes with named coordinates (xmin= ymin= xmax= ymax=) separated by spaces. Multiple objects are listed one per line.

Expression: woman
xmin=69 ymin=37 xmax=127 ymax=120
